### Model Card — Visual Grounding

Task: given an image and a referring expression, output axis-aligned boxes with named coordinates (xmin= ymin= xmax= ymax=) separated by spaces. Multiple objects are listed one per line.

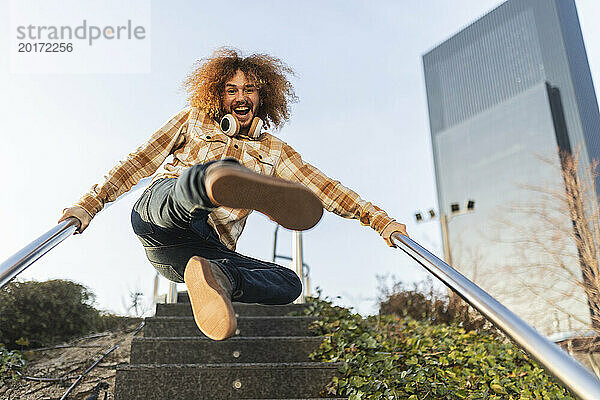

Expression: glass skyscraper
xmin=423 ymin=0 xmax=600 ymax=337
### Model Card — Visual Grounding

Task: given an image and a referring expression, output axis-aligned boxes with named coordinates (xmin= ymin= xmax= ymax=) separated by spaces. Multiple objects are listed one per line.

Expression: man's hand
xmin=58 ymin=206 xmax=92 ymax=234
xmin=381 ymin=221 xmax=408 ymax=248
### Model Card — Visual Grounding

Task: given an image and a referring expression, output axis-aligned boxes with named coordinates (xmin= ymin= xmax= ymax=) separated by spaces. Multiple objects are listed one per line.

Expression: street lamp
xmin=414 ymin=200 xmax=476 ymax=266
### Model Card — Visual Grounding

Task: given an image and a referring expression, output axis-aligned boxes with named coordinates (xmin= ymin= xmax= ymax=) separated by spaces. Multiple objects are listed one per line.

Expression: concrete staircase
xmin=115 ymin=292 xmax=345 ymax=399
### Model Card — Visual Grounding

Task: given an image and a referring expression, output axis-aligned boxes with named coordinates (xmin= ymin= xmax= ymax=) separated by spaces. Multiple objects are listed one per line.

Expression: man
xmin=59 ymin=48 xmax=408 ymax=341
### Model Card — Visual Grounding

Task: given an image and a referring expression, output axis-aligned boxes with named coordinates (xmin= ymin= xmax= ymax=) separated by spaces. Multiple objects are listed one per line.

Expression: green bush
xmin=0 ymin=279 xmax=104 ymax=350
xmin=378 ymin=277 xmax=493 ymax=335
xmin=0 ymin=343 xmax=25 ymax=384
xmin=303 ymin=295 xmax=574 ymax=399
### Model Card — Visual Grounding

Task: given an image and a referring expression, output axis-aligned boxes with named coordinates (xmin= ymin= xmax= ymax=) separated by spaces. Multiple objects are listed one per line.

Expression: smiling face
xmin=222 ymin=69 xmax=260 ymax=134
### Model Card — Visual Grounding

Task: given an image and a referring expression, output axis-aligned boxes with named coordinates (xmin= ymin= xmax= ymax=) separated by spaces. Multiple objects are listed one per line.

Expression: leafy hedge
xmin=302 ymin=296 xmax=574 ymax=399
xmin=0 ymin=279 xmax=104 ymax=350
xmin=0 ymin=279 xmax=135 ymax=350
xmin=378 ymin=277 xmax=492 ymax=334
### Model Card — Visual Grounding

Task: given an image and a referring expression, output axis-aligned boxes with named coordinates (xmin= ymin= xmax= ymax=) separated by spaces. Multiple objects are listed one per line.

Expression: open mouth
xmin=233 ymin=106 xmax=251 ymax=117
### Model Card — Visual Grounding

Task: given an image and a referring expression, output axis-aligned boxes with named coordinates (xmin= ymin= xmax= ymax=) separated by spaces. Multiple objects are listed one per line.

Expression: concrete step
xmin=177 ymin=291 xmax=190 ymax=303
xmin=156 ymin=302 xmax=309 ymax=317
xmin=177 ymin=292 xmax=313 ymax=309
xmin=130 ymin=336 xmax=325 ymax=364
xmin=143 ymin=316 xmax=318 ymax=338
xmin=114 ymin=362 xmax=343 ymax=400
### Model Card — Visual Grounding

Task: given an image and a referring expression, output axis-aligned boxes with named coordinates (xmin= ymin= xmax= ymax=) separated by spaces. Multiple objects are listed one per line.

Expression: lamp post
xmin=440 ymin=213 xmax=453 ymax=266
xmin=415 ymin=200 xmax=476 ymax=266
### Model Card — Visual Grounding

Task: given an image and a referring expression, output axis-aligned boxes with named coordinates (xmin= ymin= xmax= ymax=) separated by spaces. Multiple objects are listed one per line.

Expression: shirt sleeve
xmin=73 ymin=107 xmax=191 ymax=218
xmin=275 ymin=142 xmax=395 ymax=235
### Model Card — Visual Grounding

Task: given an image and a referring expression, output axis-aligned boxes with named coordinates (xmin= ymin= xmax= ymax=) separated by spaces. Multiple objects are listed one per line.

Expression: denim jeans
xmin=130 ymin=161 xmax=302 ymax=304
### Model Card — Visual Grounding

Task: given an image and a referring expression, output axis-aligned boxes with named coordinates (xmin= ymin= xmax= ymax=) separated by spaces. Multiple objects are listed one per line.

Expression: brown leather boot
xmin=184 ymin=256 xmax=237 ymax=341
xmin=204 ymin=161 xmax=323 ymax=231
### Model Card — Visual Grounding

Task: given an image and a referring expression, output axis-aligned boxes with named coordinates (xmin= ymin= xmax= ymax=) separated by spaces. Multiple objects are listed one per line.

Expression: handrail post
xmin=304 ymin=263 xmax=311 ymax=298
xmin=152 ymin=272 xmax=160 ymax=306
xmin=167 ymin=282 xmax=178 ymax=304
xmin=292 ymin=231 xmax=304 ymax=304
xmin=272 ymin=224 xmax=279 ymax=262
xmin=392 ymin=233 xmax=600 ymax=399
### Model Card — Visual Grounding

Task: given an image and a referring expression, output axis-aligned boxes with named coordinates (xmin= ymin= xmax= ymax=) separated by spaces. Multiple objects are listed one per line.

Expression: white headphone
xmin=219 ymin=114 xmax=264 ymax=139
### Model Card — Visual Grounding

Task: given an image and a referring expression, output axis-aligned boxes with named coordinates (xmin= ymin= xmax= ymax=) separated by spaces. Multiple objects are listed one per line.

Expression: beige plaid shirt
xmin=75 ymin=107 xmax=395 ymax=250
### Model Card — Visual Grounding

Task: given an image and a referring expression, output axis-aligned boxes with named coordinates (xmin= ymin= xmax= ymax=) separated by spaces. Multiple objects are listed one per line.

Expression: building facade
xmin=423 ymin=0 xmax=600 ymax=337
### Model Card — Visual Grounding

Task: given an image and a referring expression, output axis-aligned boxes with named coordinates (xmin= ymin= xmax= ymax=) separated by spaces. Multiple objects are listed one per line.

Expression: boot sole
xmin=206 ymin=166 xmax=323 ymax=231
xmin=184 ymin=256 xmax=237 ymax=341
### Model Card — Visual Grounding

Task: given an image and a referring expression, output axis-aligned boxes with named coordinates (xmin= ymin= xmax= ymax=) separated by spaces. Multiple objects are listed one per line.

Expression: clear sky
xmin=1 ymin=0 xmax=599 ymax=316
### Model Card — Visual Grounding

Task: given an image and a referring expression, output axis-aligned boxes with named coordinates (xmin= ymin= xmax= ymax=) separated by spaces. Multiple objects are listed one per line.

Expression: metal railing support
xmin=272 ymin=224 xmax=311 ymax=301
xmin=166 ymin=281 xmax=178 ymax=304
xmin=392 ymin=233 xmax=600 ymax=400
xmin=272 ymin=224 xmax=280 ymax=262
xmin=303 ymin=263 xmax=311 ymax=298
xmin=292 ymin=231 xmax=304 ymax=304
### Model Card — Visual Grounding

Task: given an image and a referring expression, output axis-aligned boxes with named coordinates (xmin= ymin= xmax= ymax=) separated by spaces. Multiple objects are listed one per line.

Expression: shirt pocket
xmin=242 ymin=146 xmax=275 ymax=176
xmin=188 ymin=126 xmax=228 ymax=164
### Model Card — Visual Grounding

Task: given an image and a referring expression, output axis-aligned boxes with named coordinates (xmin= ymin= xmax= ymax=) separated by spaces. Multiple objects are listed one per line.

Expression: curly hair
xmin=182 ymin=47 xmax=298 ymax=129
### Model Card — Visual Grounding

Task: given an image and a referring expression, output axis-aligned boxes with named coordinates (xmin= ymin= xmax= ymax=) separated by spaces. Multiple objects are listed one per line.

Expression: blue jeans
xmin=130 ymin=162 xmax=302 ymax=304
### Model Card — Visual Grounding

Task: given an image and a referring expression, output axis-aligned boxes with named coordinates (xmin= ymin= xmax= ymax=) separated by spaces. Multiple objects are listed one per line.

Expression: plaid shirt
xmin=75 ymin=107 xmax=395 ymax=250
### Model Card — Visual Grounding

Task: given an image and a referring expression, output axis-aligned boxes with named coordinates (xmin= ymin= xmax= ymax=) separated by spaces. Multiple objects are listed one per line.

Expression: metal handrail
xmin=0 ymin=218 xmax=79 ymax=288
xmin=0 ymin=177 xmax=152 ymax=289
xmin=392 ymin=233 xmax=600 ymax=400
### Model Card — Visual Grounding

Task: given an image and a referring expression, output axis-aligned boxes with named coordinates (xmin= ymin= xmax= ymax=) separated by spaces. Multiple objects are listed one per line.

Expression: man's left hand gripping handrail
xmin=0 ymin=177 xmax=152 ymax=289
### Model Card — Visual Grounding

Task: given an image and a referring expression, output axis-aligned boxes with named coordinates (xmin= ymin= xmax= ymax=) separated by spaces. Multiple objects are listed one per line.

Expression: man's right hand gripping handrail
xmin=391 ymin=232 xmax=600 ymax=400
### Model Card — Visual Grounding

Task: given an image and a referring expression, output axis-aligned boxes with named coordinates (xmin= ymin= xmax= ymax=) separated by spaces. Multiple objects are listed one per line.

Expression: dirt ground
xmin=1 ymin=321 xmax=143 ymax=400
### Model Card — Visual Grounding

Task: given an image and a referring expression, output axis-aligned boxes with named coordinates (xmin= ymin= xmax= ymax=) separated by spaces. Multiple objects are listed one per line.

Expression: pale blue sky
xmin=1 ymin=0 xmax=599 ymax=316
